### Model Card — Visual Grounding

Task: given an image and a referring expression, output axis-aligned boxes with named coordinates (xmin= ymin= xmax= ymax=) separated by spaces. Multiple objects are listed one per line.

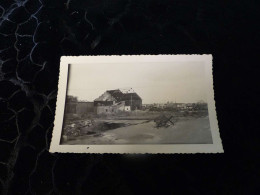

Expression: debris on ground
xmin=63 ymin=119 xmax=95 ymax=136
xmin=154 ymin=114 xmax=175 ymax=128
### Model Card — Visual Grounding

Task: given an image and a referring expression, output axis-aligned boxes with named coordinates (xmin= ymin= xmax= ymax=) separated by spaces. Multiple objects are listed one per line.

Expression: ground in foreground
xmin=62 ymin=116 xmax=213 ymax=145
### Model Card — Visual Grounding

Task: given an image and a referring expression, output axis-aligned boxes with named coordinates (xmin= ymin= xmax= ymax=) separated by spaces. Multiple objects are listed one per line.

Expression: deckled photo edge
xmin=50 ymin=54 xmax=224 ymax=154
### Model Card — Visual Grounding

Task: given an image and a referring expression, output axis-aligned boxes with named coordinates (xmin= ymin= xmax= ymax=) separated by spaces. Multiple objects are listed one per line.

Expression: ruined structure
xmin=94 ymin=89 xmax=142 ymax=114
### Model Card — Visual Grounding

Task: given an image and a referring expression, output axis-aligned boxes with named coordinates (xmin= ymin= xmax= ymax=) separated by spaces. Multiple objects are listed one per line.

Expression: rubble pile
xmin=64 ymin=120 xmax=95 ymax=136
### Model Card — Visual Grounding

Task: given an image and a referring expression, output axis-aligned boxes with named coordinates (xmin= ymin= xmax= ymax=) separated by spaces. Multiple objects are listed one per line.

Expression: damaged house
xmin=94 ymin=89 xmax=142 ymax=114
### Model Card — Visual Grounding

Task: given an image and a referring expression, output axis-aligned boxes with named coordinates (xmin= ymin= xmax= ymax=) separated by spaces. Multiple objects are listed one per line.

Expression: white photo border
xmin=50 ymin=55 xmax=224 ymax=154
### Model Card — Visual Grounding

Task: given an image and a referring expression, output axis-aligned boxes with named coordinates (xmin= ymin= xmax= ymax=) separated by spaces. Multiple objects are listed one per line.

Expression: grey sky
xmin=67 ymin=62 xmax=207 ymax=104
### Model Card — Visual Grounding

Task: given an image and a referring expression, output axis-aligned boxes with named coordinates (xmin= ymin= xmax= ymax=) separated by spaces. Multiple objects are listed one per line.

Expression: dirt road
xmin=63 ymin=116 xmax=213 ymax=145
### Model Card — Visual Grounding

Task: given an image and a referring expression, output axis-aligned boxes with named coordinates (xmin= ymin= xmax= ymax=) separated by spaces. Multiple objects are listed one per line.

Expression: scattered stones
xmin=64 ymin=119 xmax=95 ymax=136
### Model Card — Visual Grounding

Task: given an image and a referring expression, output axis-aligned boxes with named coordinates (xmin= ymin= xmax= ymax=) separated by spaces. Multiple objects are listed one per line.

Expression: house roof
xmin=107 ymin=90 xmax=142 ymax=101
xmin=95 ymin=89 xmax=142 ymax=102
xmin=121 ymin=93 xmax=142 ymax=101
xmin=107 ymin=90 xmax=124 ymax=101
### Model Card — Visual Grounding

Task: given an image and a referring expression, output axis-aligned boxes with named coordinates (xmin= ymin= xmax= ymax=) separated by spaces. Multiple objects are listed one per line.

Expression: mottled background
xmin=0 ymin=0 xmax=259 ymax=194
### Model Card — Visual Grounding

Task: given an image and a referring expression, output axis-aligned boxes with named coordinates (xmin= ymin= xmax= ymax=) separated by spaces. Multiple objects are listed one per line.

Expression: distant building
xmin=165 ymin=102 xmax=177 ymax=109
xmin=186 ymin=103 xmax=194 ymax=110
xmin=142 ymin=104 xmax=153 ymax=110
xmin=153 ymin=103 xmax=166 ymax=109
xmin=94 ymin=89 xmax=142 ymax=114
xmin=176 ymin=103 xmax=187 ymax=110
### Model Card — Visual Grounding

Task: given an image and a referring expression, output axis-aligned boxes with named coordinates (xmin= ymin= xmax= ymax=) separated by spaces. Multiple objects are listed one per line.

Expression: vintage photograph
xmin=50 ymin=55 xmax=223 ymax=153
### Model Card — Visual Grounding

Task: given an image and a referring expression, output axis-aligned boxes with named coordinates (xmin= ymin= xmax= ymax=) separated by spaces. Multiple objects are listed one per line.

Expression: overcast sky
xmin=67 ymin=62 xmax=207 ymax=104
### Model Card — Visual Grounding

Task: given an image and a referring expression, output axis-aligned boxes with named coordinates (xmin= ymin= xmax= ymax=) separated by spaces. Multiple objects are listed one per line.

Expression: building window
xmin=106 ymin=109 xmax=108 ymax=112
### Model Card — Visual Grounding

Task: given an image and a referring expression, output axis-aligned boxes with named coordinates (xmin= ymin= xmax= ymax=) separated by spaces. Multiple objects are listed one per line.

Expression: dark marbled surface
xmin=0 ymin=0 xmax=259 ymax=194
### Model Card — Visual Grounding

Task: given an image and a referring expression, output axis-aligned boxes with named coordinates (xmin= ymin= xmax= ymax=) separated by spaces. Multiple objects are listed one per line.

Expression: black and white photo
xmin=50 ymin=55 xmax=223 ymax=153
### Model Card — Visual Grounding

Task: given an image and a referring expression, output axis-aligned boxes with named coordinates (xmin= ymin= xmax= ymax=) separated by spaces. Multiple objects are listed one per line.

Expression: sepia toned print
xmin=50 ymin=55 xmax=223 ymax=153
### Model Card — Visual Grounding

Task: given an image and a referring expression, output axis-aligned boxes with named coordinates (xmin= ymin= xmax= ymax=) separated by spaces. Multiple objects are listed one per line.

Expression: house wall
xmin=94 ymin=101 xmax=114 ymax=106
xmin=124 ymin=106 xmax=131 ymax=111
xmin=116 ymin=101 xmax=125 ymax=111
xmin=96 ymin=106 xmax=113 ymax=115
xmin=95 ymin=102 xmax=125 ymax=115
xmin=125 ymin=99 xmax=142 ymax=110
